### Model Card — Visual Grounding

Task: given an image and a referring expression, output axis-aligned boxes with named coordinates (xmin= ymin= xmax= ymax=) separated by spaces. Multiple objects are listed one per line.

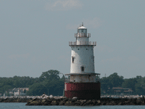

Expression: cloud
xmin=45 ymin=0 xmax=83 ymax=11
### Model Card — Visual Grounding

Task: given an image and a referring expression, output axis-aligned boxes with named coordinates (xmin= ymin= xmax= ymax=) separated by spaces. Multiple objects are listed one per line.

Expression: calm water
xmin=1 ymin=103 xmax=145 ymax=109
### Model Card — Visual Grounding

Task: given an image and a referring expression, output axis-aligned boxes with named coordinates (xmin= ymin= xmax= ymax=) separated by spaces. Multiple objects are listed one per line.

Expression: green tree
xmin=27 ymin=70 xmax=64 ymax=96
xmin=27 ymin=83 xmax=48 ymax=96
xmin=101 ymin=72 xmax=124 ymax=94
xmin=122 ymin=78 xmax=137 ymax=91
xmin=39 ymin=70 xmax=60 ymax=82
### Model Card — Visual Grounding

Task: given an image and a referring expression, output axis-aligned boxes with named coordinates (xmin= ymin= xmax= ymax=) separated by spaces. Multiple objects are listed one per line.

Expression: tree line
xmin=0 ymin=70 xmax=145 ymax=96
xmin=101 ymin=73 xmax=145 ymax=95
xmin=0 ymin=70 xmax=64 ymax=96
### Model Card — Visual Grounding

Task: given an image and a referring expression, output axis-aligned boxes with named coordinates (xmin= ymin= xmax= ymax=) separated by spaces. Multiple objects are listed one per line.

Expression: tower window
xmin=72 ymin=56 xmax=75 ymax=63
xmin=81 ymin=66 xmax=84 ymax=72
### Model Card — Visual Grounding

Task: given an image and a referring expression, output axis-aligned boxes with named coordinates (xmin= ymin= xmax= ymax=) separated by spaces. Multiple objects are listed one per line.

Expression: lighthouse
xmin=65 ymin=24 xmax=100 ymax=99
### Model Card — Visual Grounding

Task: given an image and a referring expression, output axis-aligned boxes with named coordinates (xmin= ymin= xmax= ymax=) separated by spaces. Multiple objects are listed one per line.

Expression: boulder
xmin=101 ymin=102 xmax=106 ymax=105
xmin=49 ymin=95 xmax=53 ymax=99
xmin=51 ymin=100 xmax=59 ymax=105
xmin=74 ymin=100 xmax=81 ymax=106
xmin=117 ymin=102 xmax=124 ymax=105
xmin=28 ymin=100 xmax=41 ymax=105
xmin=59 ymin=100 xmax=66 ymax=105
xmin=65 ymin=101 xmax=74 ymax=106
xmin=79 ymin=100 xmax=86 ymax=106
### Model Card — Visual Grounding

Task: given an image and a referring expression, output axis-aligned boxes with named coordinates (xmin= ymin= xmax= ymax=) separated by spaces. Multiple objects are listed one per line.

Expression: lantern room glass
xmin=78 ymin=29 xmax=87 ymax=34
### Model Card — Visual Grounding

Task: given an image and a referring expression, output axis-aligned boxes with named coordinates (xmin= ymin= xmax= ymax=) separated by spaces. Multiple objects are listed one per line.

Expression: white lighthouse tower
xmin=65 ymin=24 xmax=100 ymax=99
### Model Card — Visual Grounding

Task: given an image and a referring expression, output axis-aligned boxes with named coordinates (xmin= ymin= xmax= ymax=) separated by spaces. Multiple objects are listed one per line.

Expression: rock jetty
xmin=0 ymin=97 xmax=30 ymax=102
xmin=26 ymin=97 xmax=145 ymax=106
xmin=1 ymin=94 xmax=145 ymax=106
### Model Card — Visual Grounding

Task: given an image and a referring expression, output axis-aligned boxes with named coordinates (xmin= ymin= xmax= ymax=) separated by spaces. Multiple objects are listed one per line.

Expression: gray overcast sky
xmin=0 ymin=0 xmax=145 ymax=78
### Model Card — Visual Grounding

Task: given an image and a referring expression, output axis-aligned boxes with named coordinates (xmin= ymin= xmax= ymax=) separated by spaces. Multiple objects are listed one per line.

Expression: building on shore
xmin=64 ymin=24 xmax=100 ymax=99
xmin=8 ymin=88 xmax=29 ymax=96
xmin=112 ymin=87 xmax=133 ymax=95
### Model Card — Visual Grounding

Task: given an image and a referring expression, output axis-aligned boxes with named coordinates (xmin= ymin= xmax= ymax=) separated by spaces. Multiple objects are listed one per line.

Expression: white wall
xmin=70 ymin=75 xmax=96 ymax=82
xmin=70 ymin=45 xmax=95 ymax=73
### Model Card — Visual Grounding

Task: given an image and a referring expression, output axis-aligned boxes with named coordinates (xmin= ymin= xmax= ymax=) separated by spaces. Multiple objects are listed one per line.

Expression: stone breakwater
xmin=0 ymin=97 xmax=30 ymax=102
xmin=26 ymin=97 xmax=145 ymax=106
xmin=1 ymin=95 xmax=145 ymax=106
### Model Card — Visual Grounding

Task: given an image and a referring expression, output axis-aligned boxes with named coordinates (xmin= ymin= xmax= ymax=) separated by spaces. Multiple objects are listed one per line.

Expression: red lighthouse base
xmin=65 ymin=82 xmax=100 ymax=99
